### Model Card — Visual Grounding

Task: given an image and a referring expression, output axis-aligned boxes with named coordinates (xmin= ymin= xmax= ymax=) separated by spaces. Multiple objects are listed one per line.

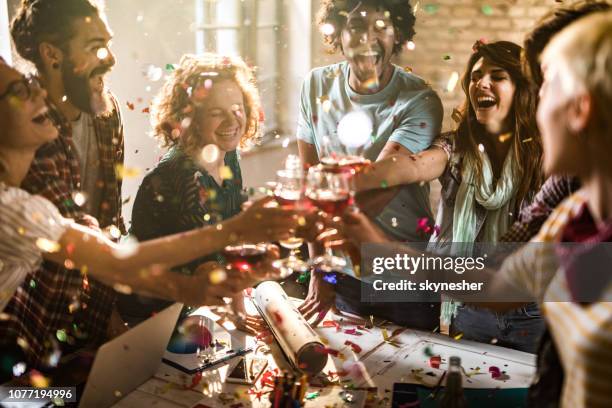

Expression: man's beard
xmin=61 ymin=60 xmax=113 ymax=115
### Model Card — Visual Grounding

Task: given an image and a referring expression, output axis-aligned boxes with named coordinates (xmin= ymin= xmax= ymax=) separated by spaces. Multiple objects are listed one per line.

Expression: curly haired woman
xmin=117 ymin=53 xmax=279 ymax=330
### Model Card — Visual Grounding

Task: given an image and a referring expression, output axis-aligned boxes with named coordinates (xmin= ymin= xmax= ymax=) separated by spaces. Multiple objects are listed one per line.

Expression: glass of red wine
xmin=305 ymin=165 xmax=351 ymax=272
xmin=272 ymin=166 xmax=310 ymax=277
xmin=223 ymin=243 xmax=268 ymax=272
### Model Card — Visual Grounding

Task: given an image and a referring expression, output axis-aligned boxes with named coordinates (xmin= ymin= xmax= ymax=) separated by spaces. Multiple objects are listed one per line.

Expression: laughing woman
xmin=428 ymin=41 xmax=545 ymax=352
xmin=355 ymin=41 xmax=547 ymax=351
xmin=118 ymin=54 xmax=271 ymax=327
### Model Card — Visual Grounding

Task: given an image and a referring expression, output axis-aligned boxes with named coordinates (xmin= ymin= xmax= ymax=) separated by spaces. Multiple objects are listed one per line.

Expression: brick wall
xmin=311 ymin=0 xmax=562 ymax=132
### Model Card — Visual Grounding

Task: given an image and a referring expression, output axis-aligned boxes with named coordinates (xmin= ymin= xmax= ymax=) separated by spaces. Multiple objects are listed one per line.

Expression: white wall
xmin=1 ymin=0 xmax=11 ymax=63
xmin=103 ymin=0 xmax=311 ymax=227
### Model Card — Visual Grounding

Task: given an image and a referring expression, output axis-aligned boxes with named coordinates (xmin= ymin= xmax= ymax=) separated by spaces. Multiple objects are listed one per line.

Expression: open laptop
xmin=78 ymin=302 xmax=183 ymax=408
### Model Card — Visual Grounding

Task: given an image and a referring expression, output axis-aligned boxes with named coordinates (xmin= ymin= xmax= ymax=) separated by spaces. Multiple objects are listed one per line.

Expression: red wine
xmin=274 ymin=190 xmax=301 ymax=208
xmin=223 ymin=244 xmax=267 ymax=271
xmin=307 ymin=189 xmax=351 ymax=216
xmin=320 ymin=156 xmax=371 ymax=175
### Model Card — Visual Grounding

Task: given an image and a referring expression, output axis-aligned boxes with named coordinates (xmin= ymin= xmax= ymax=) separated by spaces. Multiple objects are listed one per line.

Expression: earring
xmin=52 ymin=62 xmax=59 ymax=69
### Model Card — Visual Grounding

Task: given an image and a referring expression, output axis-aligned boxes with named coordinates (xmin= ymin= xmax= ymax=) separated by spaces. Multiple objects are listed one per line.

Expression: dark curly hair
xmin=10 ymin=0 xmax=104 ymax=71
xmin=456 ymin=41 xmax=542 ymax=210
xmin=523 ymin=0 xmax=611 ymax=88
xmin=316 ymin=0 xmax=416 ymax=55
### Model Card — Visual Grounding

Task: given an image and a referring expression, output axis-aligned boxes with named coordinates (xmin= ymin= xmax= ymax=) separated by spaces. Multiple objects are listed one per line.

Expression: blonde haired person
xmin=117 ymin=53 xmax=275 ymax=329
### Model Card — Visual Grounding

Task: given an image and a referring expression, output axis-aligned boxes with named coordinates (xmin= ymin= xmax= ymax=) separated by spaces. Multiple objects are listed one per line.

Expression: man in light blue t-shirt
xmin=297 ymin=0 xmax=443 ymax=328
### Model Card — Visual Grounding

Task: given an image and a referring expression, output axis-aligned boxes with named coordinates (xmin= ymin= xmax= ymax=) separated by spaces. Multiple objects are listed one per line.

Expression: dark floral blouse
xmin=117 ymin=145 xmax=245 ymax=323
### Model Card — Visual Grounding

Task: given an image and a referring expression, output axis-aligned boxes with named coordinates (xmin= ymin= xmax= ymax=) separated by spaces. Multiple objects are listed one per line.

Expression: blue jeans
xmin=335 ymin=275 xmax=440 ymax=331
xmin=452 ymin=303 xmax=545 ymax=353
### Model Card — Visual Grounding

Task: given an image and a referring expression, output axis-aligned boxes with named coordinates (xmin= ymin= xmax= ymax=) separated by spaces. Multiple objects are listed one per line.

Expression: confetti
xmin=220 ymin=166 xmax=233 ymax=180
xmin=30 ymin=370 xmax=50 ymax=388
xmin=338 ymin=110 xmax=372 ymax=149
xmin=165 ymin=63 xmax=176 ymax=71
xmin=344 ymin=340 xmax=362 ymax=353
xmin=56 ymin=329 xmax=68 ymax=343
xmin=454 ymin=332 xmax=464 ymax=340
xmin=305 ymin=391 xmax=319 ymax=400
xmin=209 ymin=269 xmax=227 ymax=284
xmin=343 ymin=328 xmax=361 ymax=336
xmin=446 ymin=71 xmax=460 ymax=92
xmin=12 ymin=362 xmax=26 ymax=377
xmin=144 ymin=64 xmax=163 ymax=82
xmin=443 ymin=54 xmax=451 ymax=61
xmin=498 ymin=132 xmax=512 ymax=143
xmin=481 ymin=5 xmax=494 ymax=15
xmin=424 ymin=4 xmax=439 ymax=14
xmin=112 ymin=283 xmax=132 ymax=295
xmin=115 ymin=164 xmax=142 ymax=179
xmin=322 ymin=273 xmax=338 ymax=285
xmin=201 ymin=144 xmax=220 ymax=163
xmin=72 ymin=191 xmax=87 ymax=207
xmin=320 ymin=23 xmax=335 ymax=36
xmin=315 ymin=346 xmax=340 ymax=357
xmin=35 ymin=238 xmax=61 ymax=253
xmin=522 ymin=138 xmax=533 ymax=143
xmin=405 ymin=41 xmax=416 ymax=51
xmin=322 ymin=320 xmax=340 ymax=331
xmin=111 ymin=236 xmax=139 ymax=259
xmin=296 ymin=271 xmax=310 ymax=284
xmin=381 ymin=180 xmax=388 ymax=188
xmin=126 ymin=101 xmax=135 ymax=110
xmin=96 ymin=48 xmax=109 ymax=60
xmin=429 ymin=355 xmax=441 ymax=369
xmin=489 ymin=366 xmax=501 ymax=378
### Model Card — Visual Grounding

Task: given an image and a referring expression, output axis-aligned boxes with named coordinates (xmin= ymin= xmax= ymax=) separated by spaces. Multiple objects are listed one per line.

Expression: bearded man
xmin=1 ymin=0 xmax=125 ymax=370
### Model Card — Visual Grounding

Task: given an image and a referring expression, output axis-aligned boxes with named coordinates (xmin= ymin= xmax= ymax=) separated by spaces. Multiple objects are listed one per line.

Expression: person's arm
xmin=298 ymin=140 xmax=320 ymax=167
xmin=354 ymin=89 xmax=444 ymax=191
xmin=354 ymin=146 xmax=448 ymax=191
xmin=43 ymin=197 xmax=301 ymax=303
xmin=331 ymin=210 xmax=536 ymax=312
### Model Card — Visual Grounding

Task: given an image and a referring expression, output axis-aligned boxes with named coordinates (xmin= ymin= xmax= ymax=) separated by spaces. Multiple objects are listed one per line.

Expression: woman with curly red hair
xmin=117 ymin=53 xmax=282 ymax=328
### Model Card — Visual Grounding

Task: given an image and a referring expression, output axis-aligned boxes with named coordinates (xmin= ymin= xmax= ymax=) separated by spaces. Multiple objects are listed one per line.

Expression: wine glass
xmin=271 ymin=167 xmax=310 ymax=277
xmin=318 ymin=135 xmax=371 ymax=198
xmin=305 ymin=165 xmax=352 ymax=272
xmin=222 ymin=243 xmax=269 ymax=272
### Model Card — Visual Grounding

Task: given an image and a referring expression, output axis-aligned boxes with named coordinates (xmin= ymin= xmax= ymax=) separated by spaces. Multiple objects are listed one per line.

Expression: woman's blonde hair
xmin=151 ymin=53 xmax=262 ymax=155
xmin=542 ymin=10 xmax=612 ymax=134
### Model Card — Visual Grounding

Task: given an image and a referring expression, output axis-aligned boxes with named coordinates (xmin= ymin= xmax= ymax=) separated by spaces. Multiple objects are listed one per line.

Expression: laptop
xmin=78 ymin=302 xmax=183 ymax=407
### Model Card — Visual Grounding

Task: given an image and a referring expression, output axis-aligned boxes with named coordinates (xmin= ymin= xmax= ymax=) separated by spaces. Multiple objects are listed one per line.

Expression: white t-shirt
xmin=296 ymin=61 xmax=444 ymax=241
xmin=71 ymin=112 xmax=102 ymax=217
xmin=0 ymin=183 xmax=69 ymax=311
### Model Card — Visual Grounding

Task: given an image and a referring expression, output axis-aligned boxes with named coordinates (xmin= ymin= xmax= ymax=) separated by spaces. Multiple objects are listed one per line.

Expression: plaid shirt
xmin=500 ymin=175 xmax=580 ymax=243
xmin=0 ymin=94 xmax=124 ymax=367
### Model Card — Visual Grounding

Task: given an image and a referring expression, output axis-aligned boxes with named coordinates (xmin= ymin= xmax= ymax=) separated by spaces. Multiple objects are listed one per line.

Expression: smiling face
xmin=193 ymin=79 xmax=246 ymax=153
xmin=340 ymin=3 xmax=396 ymax=86
xmin=468 ymin=57 xmax=516 ymax=134
xmin=60 ymin=15 xmax=115 ymax=115
xmin=0 ymin=63 xmax=57 ymax=151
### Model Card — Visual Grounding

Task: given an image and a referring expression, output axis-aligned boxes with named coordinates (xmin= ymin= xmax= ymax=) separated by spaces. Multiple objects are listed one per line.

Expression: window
xmin=194 ymin=0 xmax=284 ymax=145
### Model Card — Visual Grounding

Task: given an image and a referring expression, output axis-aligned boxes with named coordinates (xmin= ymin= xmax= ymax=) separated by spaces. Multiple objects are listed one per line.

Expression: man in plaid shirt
xmin=1 ymin=0 xmax=125 ymax=369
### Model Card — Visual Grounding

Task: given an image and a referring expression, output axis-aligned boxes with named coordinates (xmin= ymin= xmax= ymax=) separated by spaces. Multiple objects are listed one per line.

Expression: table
xmin=113 ymin=298 xmax=535 ymax=408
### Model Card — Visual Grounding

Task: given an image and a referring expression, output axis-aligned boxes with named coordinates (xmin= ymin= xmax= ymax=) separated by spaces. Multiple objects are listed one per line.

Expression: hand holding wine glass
xmin=231 ymin=196 xmax=302 ymax=243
